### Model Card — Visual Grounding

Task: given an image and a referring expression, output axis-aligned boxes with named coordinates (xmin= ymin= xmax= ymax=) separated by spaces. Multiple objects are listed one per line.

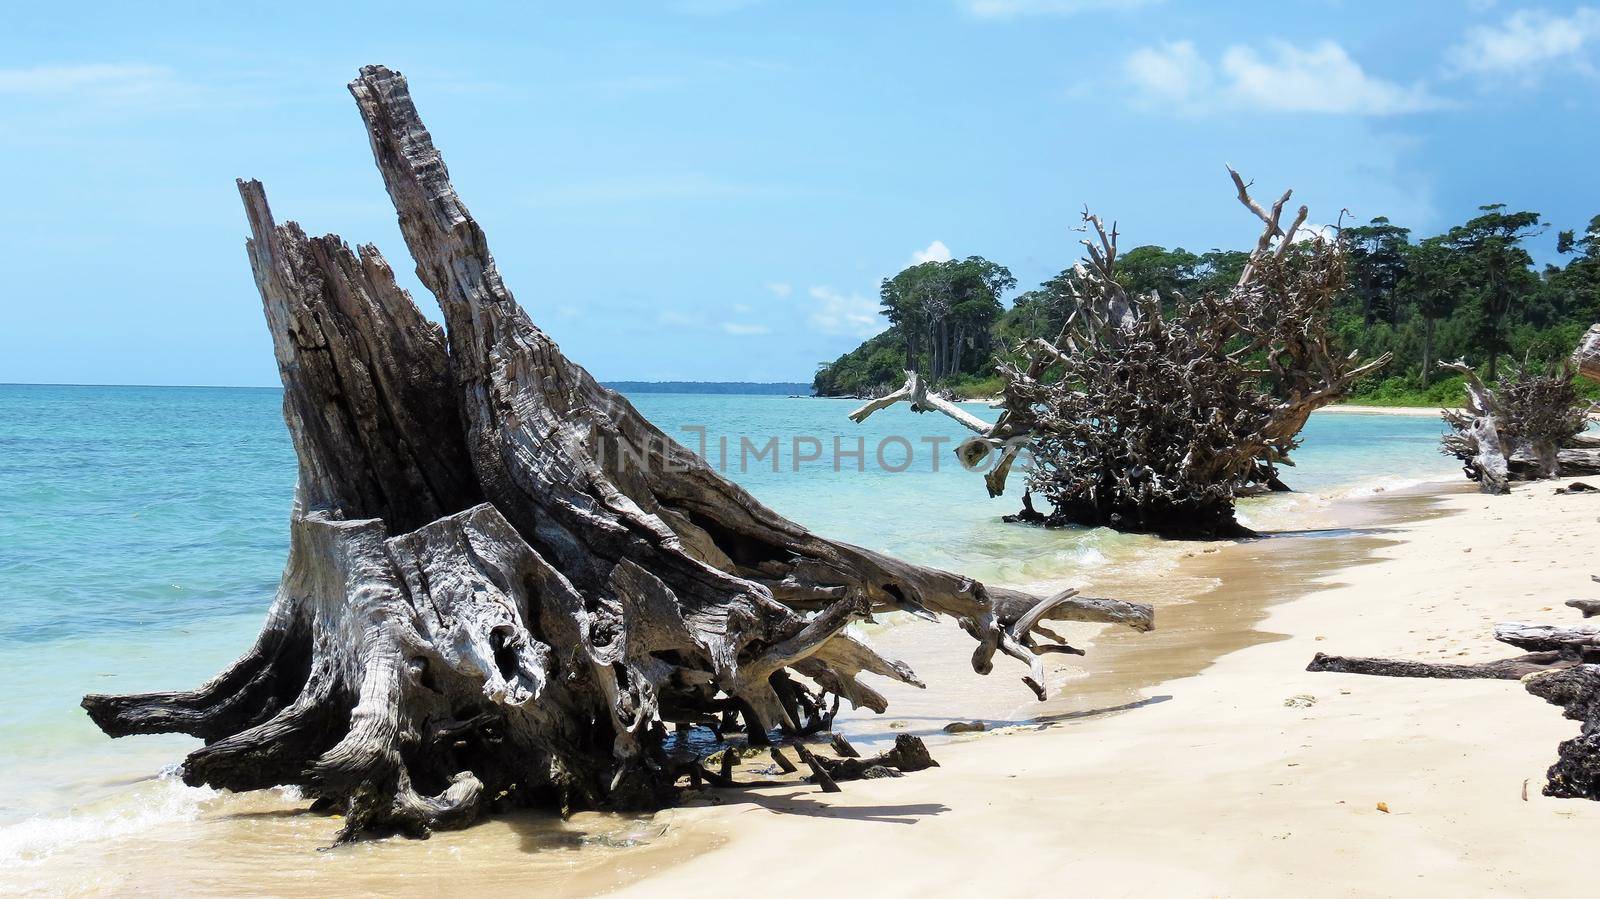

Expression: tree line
xmin=813 ymin=205 xmax=1600 ymax=403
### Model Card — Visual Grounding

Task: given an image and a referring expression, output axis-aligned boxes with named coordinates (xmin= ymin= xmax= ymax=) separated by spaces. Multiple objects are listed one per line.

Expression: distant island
xmin=605 ymin=381 xmax=813 ymax=396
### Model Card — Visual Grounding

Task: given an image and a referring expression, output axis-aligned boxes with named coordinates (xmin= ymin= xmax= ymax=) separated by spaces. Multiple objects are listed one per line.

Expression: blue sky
xmin=3 ymin=1 xmax=1598 ymax=386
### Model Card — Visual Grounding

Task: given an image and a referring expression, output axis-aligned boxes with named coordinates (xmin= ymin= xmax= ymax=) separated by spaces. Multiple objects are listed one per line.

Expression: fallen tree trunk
xmin=1310 ymin=579 xmax=1600 ymax=801
xmin=81 ymin=65 xmax=1153 ymax=844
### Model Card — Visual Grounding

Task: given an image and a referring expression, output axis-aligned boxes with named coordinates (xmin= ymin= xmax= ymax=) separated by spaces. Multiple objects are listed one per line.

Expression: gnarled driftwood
xmin=852 ymin=170 xmax=1388 ymax=538
xmin=81 ymin=66 xmax=1153 ymax=844
xmin=1440 ymin=353 xmax=1596 ymax=494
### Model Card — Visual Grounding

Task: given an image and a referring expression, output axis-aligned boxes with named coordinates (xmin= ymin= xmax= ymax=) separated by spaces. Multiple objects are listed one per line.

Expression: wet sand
xmin=17 ymin=478 xmax=1598 ymax=895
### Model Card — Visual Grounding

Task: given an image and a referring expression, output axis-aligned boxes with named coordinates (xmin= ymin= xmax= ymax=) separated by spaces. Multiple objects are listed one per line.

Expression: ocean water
xmin=0 ymin=384 xmax=1460 ymax=865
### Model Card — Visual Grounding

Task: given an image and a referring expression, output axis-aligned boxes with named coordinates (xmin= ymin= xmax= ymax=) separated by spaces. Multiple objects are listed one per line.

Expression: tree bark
xmin=1576 ymin=323 xmax=1600 ymax=382
xmin=1421 ymin=315 xmax=1435 ymax=388
xmin=82 ymin=65 xmax=1153 ymax=844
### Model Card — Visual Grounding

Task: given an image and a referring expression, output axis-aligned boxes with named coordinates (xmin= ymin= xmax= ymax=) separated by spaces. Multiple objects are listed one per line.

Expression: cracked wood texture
xmin=80 ymin=65 xmax=1153 ymax=844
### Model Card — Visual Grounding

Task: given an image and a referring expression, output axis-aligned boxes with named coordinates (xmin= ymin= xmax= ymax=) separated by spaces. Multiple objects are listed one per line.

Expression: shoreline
xmin=607 ymin=476 xmax=1600 ymax=896
xmin=1314 ymin=403 xmax=1453 ymax=417
xmin=14 ymin=472 xmax=1595 ymax=894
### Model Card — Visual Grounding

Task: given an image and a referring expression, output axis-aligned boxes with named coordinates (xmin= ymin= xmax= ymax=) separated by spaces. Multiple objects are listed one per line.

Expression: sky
xmin=2 ymin=1 xmax=1599 ymax=387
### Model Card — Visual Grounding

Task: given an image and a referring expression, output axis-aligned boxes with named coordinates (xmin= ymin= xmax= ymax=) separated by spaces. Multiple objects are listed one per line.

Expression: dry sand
xmin=605 ymin=479 xmax=1600 ymax=898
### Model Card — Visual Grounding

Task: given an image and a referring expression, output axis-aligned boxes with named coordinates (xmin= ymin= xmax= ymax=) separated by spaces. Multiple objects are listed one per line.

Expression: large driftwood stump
xmin=851 ymin=171 xmax=1388 ymax=538
xmin=1440 ymin=355 xmax=1597 ymax=494
xmin=1310 ymin=578 xmax=1600 ymax=801
xmin=81 ymin=66 xmax=1153 ymax=844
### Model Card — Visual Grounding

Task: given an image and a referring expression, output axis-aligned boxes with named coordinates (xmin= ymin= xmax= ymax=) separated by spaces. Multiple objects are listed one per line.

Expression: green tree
xmin=1397 ymin=238 xmax=1458 ymax=386
xmin=1345 ymin=217 xmax=1411 ymax=327
xmin=878 ymin=256 xmax=1014 ymax=383
xmin=1114 ymin=245 xmax=1202 ymax=298
xmin=1442 ymin=205 xmax=1544 ymax=380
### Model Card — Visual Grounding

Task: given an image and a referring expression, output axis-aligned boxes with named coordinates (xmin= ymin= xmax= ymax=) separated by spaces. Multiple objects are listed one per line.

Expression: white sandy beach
xmin=600 ymin=478 xmax=1600 ymax=897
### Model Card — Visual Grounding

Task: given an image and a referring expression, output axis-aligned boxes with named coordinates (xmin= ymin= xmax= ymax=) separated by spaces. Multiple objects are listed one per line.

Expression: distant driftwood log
xmin=851 ymin=173 xmax=1390 ymax=538
xmin=79 ymin=66 xmax=1154 ymax=844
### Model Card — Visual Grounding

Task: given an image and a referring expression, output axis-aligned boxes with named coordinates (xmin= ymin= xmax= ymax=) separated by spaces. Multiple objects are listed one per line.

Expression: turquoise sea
xmin=0 ymin=383 xmax=1460 ymax=865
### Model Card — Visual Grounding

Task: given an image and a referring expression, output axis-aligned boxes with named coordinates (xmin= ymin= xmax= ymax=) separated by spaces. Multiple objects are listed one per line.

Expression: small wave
xmin=1335 ymin=475 xmax=1433 ymax=499
xmin=0 ymin=773 xmax=218 ymax=867
xmin=1059 ymin=544 xmax=1108 ymax=568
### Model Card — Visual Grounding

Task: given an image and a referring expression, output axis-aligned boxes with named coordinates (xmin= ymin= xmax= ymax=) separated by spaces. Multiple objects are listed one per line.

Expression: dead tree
xmin=853 ymin=170 xmax=1389 ymax=538
xmin=1440 ymin=357 xmax=1598 ymax=494
xmin=79 ymin=66 xmax=1154 ymax=844
xmin=1576 ymin=323 xmax=1600 ymax=381
xmin=1311 ymin=577 xmax=1600 ymax=800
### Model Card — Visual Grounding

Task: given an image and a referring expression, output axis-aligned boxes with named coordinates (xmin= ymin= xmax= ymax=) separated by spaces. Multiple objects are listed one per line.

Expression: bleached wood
xmin=83 ymin=64 xmax=1154 ymax=843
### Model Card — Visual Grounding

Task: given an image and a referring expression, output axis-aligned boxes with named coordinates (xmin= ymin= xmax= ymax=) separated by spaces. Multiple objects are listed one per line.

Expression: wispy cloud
xmin=1125 ymin=40 xmax=1445 ymax=115
xmin=960 ymin=0 xmax=1161 ymax=19
xmin=911 ymin=240 xmax=953 ymax=264
xmin=656 ymin=308 xmax=775 ymax=338
xmin=1447 ymin=7 xmax=1600 ymax=80
xmin=807 ymin=286 xmax=882 ymax=337
xmin=765 ymin=282 xmax=793 ymax=298
xmin=0 ymin=63 xmax=177 ymax=96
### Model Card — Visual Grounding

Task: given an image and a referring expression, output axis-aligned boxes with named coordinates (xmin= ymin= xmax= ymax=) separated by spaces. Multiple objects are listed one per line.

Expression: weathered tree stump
xmin=1440 ymin=352 xmax=1596 ymax=494
xmin=81 ymin=66 xmax=1154 ymax=844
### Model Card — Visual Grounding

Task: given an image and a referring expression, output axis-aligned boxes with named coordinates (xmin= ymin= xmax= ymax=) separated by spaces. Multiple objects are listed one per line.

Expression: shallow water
xmin=0 ymin=384 xmax=1460 ymax=877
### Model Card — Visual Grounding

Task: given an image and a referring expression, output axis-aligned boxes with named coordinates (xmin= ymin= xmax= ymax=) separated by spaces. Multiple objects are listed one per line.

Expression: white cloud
xmin=1448 ymin=7 xmax=1600 ymax=77
xmin=765 ymin=282 xmax=793 ymax=298
xmin=1125 ymin=41 xmax=1212 ymax=104
xmin=807 ymin=286 xmax=883 ymax=337
xmin=656 ymin=308 xmax=776 ymax=337
xmin=911 ymin=240 xmax=953 ymax=264
xmin=0 ymin=63 xmax=176 ymax=96
xmin=1125 ymin=40 xmax=1445 ymax=115
xmin=961 ymin=0 xmax=1161 ymax=18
